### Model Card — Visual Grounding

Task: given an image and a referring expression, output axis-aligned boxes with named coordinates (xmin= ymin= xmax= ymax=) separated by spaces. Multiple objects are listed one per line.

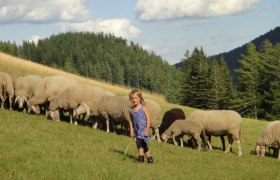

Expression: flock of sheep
xmin=1 ymin=71 xmax=280 ymax=159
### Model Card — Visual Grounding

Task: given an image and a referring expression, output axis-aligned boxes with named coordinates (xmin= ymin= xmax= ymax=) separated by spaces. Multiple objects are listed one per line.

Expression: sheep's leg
xmin=8 ymin=95 xmax=12 ymax=110
xmin=172 ymin=130 xmax=181 ymax=146
xmin=220 ymin=135 xmax=225 ymax=151
xmin=225 ymin=135 xmax=234 ymax=154
xmin=277 ymin=149 xmax=280 ymax=160
xmin=236 ymin=139 xmax=242 ymax=156
xmin=194 ymin=133 xmax=202 ymax=151
xmin=101 ymin=112 xmax=110 ymax=133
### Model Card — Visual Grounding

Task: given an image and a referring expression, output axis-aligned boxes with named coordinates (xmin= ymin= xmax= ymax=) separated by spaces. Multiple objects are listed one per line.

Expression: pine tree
xmin=235 ymin=42 xmax=260 ymax=119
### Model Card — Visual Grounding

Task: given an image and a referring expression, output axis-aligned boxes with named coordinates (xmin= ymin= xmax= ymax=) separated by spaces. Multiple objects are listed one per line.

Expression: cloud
xmin=59 ymin=19 xmax=141 ymax=39
xmin=135 ymin=0 xmax=261 ymax=21
xmin=28 ymin=35 xmax=43 ymax=45
xmin=0 ymin=0 xmax=90 ymax=23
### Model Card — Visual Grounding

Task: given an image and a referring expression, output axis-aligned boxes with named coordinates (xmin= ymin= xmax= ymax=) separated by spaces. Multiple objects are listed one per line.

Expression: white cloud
xmin=135 ymin=0 xmax=261 ymax=21
xmin=59 ymin=19 xmax=141 ymax=39
xmin=28 ymin=35 xmax=43 ymax=45
xmin=0 ymin=0 xmax=90 ymax=23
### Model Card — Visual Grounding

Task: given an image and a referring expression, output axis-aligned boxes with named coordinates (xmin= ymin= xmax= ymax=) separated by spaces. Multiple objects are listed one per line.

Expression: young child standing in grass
xmin=129 ymin=89 xmax=153 ymax=163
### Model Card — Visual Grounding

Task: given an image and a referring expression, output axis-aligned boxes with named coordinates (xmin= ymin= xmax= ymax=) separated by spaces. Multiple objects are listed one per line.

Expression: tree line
xmin=1 ymin=32 xmax=280 ymax=120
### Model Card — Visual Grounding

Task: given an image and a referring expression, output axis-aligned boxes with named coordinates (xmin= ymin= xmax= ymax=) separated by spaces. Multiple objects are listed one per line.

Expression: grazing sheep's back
xmin=159 ymin=108 xmax=185 ymax=134
xmin=14 ymin=75 xmax=42 ymax=98
xmin=49 ymin=85 xmax=115 ymax=111
xmin=187 ymin=110 xmax=242 ymax=136
xmin=29 ymin=75 xmax=77 ymax=106
xmin=0 ymin=72 xmax=14 ymax=97
xmin=162 ymin=120 xmax=203 ymax=137
xmin=256 ymin=121 xmax=280 ymax=147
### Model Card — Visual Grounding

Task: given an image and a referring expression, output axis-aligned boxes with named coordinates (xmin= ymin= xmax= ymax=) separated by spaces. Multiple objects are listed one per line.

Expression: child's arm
xmin=143 ymin=106 xmax=151 ymax=137
xmin=129 ymin=113 xmax=134 ymax=137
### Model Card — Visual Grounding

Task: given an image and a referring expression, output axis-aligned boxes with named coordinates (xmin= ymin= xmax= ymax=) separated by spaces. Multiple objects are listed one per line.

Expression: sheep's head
xmin=256 ymin=145 xmax=266 ymax=157
xmin=74 ymin=104 xmax=89 ymax=117
xmin=48 ymin=110 xmax=60 ymax=121
xmin=161 ymin=134 xmax=168 ymax=142
xmin=31 ymin=105 xmax=40 ymax=115
xmin=15 ymin=96 xmax=27 ymax=108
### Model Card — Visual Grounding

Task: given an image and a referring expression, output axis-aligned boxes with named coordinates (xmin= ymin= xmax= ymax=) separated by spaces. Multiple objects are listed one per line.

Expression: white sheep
xmin=28 ymin=75 xmax=78 ymax=115
xmin=96 ymin=96 xmax=162 ymax=142
xmin=48 ymin=85 xmax=114 ymax=124
xmin=14 ymin=75 xmax=42 ymax=112
xmin=187 ymin=110 xmax=242 ymax=156
xmin=256 ymin=120 xmax=280 ymax=159
xmin=0 ymin=72 xmax=14 ymax=110
xmin=161 ymin=119 xmax=212 ymax=150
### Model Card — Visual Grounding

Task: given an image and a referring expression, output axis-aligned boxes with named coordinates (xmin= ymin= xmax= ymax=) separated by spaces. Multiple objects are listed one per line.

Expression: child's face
xmin=130 ymin=93 xmax=141 ymax=106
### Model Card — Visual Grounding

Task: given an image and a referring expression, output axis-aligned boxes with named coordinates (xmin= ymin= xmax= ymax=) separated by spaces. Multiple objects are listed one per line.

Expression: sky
xmin=0 ymin=0 xmax=279 ymax=65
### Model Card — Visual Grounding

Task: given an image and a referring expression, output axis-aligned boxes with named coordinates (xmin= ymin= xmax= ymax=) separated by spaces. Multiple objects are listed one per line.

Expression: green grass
xmin=1 ymin=52 xmax=280 ymax=179
xmin=1 ymin=109 xmax=280 ymax=180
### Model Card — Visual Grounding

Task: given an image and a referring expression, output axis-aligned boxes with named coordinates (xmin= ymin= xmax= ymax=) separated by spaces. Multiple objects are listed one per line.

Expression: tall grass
xmin=1 ymin=110 xmax=280 ymax=180
xmin=1 ymin=52 xmax=279 ymax=179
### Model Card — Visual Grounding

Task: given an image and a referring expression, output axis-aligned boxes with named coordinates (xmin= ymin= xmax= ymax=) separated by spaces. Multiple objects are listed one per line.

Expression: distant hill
xmin=174 ymin=26 xmax=280 ymax=84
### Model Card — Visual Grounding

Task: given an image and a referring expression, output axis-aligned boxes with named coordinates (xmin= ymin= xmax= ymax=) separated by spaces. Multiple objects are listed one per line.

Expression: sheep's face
xmin=256 ymin=145 xmax=265 ymax=157
xmin=161 ymin=134 xmax=167 ymax=142
xmin=15 ymin=96 xmax=27 ymax=108
xmin=74 ymin=104 xmax=89 ymax=117
xmin=31 ymin=105 xmax=40 ymax=115
xmin=48 ymin=110 xmax=60 ymax=121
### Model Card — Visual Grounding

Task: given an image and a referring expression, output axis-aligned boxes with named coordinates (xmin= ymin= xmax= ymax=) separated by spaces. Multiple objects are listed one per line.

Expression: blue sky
xmin=0 ymin=0 xmax=279 ymax=65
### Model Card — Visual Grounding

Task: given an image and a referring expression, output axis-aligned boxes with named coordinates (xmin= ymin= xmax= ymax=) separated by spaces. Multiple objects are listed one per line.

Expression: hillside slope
xmin=1 ymin=52 xmax=280 ymax=179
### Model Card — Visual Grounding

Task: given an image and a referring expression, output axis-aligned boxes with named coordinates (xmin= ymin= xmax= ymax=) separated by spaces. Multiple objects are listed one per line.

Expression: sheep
xmin=48 ymin=85 xmax=115 ymax=124
xmin=28 ymin=75 xmax=78 ymax=115
xmin=96 ymin=96 xmax=162 ymax=142
xmin=256 ymin=120 xmax=280 ymax=159
xmin=187 ymin=110 xmax=242 ymax=156
xmin=159 ymin=108 xmax=186 ymax=135
xmin=161 ymin=120 xmax=212 ymax=151
xmin=73 ymin=90 xmax=116 ymax=128
xmin=0 ymin=72 xmax=14 ymax=110
xmin=14 ymin=75 xmax=42 ymax=112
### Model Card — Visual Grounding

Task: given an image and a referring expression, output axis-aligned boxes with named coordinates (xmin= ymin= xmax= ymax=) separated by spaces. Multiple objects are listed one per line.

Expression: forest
xmin=0 ymin=31 xmax=280 ymax=120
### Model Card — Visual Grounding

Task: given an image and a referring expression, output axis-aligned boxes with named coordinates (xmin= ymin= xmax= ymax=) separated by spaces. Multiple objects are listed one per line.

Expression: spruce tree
xmin=235 ymin=42 xmax=260 ymax=119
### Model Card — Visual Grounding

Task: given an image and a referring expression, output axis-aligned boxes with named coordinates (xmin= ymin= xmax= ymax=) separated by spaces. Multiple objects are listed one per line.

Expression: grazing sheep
xmin=0 ymin=72 xmax=14 ymax=110
xmin=161 ymin=120 xmax=212 ymax=151
xmin=14 ymin=75 xmax=42 ymax=112
xmin=187 ymin=110 xmax=242 ymax=156
xmin=28 ymin=75 xmax=78 ymax=115
xmin=95 ymin=96 xmax=162 ymax=141
xmin=159 ymin=108 xmax=186 ymax=135
xmin=256 ymin=120 xmax=280 ymax=159
xmin=49 ymin=85 xmax=114 ymax=124
xmin=73 ymin=90 xmax=116 ymax=127
xmin=97 ymin=96 xmax=133 ymax=133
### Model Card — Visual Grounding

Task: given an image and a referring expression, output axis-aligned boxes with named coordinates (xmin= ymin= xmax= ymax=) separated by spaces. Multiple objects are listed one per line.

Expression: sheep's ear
xmin=14 ymin=96 xmax=19 ymax=105
xmin=24 ymin=97 xmax=28 ymax=104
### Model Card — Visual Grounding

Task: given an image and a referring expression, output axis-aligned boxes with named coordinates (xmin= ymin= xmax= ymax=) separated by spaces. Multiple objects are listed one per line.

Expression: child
xmin=128 ymin=89 xmax=154 ymax=163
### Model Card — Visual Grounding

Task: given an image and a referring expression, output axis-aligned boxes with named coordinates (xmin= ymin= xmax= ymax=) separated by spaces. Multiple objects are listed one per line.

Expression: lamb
xmin=94 ymin=96 xmax=162 ymax=141
xmin=256 ymin=120 xmax=280 ymax=159
xmin=187 ymin=110 xmax=242 ymax=156
xmin=48 ymin=85 xmax=115 ymax=124
xmin=14 ymin=75 xmax=42 ymax=112
xmin=0 ymin=72 xmax=14 ymax=110
xmin=28 ymin=75 xmax=78 ymax=115
xmin=161 ymin=120 xmax=212 ymax=151
xmin=159 ymin=108 xmax=186 ymax=135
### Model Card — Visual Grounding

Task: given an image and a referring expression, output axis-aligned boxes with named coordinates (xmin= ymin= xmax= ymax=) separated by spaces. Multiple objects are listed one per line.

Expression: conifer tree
xmin=235 ymin=42 xmax=260 ymax=119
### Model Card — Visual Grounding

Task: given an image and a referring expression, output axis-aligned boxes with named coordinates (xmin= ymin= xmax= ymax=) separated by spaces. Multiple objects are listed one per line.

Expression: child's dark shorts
xmin=136 ymin=138 xmax=149 ymax=153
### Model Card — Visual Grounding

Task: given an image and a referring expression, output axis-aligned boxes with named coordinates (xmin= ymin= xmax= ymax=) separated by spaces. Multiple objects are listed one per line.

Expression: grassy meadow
xmin=1 ymin=52 xmax=280 ymax=179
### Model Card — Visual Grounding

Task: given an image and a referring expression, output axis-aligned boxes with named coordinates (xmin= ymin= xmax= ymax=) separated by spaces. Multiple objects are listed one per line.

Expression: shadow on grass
xmin=109 ymin=148 xmax=137 ymax=161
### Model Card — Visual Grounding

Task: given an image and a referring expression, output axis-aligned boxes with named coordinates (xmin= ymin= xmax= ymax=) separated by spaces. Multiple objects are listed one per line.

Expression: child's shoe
xmin=136 ymin=155 xmax=144 ymax=163
xmin=147 ymin=156 xmax=154 ymax=164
